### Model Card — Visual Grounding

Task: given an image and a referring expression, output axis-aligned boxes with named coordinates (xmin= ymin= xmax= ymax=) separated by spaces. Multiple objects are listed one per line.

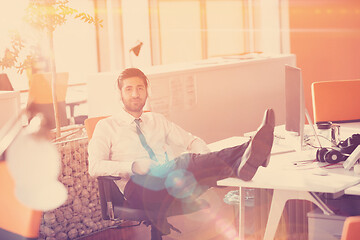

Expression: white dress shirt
xmin=88 ymin=108 xmax=210 ymax=191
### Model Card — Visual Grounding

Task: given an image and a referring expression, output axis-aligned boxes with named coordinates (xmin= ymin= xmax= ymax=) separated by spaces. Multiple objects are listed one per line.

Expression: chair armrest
xmin=97 ymin=176 xmax=122 ymax=181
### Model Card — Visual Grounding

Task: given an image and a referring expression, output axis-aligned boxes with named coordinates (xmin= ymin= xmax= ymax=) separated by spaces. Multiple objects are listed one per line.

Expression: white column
xmin=121 ymin=0 xmax=152 ymax=68
xmin=253 ymin=0 xmax=283 ymax=55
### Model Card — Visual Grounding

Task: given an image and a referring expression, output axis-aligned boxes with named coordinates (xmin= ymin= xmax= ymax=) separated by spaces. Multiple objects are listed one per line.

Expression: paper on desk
xmin=271 ymin=144 xmax=296 ymax=155
xmin=209 ymin=135 xmax=298 ymax=155
xmin=208 ymin=136 xmax=249 ymax=152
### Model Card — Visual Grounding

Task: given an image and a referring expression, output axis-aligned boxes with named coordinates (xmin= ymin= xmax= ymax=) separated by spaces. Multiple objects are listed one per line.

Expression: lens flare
xmin=215 ymin=218 xmax=238 ymax=240
xmin=165 ymin=169 xmax=197 ymax=199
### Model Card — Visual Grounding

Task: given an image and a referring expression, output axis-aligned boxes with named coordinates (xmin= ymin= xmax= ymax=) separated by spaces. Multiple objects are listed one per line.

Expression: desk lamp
xmin=129 ymin=41 xmax=143 ymax=67
xmin=0 ymin=104 xmax=67 ymax=211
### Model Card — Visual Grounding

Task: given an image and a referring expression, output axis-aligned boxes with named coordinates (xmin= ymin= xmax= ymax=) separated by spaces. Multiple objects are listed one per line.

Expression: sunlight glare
xmin=0 ymin=0 xmax=28 ymax=31
xmin=0 ymin=0 xmax=30 ymax=53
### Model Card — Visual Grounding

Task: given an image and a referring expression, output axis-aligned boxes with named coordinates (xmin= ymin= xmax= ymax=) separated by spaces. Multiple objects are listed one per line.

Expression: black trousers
xmin=124 ymin=141 xmax=250 ymax=211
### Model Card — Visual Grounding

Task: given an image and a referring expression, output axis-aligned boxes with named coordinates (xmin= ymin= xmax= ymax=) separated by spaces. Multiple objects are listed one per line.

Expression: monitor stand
xmin=304 ymin=108 xmax=322 ymax=149
xmin=273 ymin=108 xmax=320 ymax=158
xmin=290 ymin=109 xmax=320 ymax=161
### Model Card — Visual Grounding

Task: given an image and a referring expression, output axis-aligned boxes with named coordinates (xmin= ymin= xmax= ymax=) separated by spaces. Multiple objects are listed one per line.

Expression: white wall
xmin=87 ymin=54 xmax=296 ymax=143
xmin=0 ymin=90 xmax=21 ymax=131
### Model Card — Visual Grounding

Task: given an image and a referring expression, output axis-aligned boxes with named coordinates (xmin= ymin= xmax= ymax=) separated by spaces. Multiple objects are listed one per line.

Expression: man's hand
xmin=119 ymin=172 xmax=130 ymax=180
xmin=131 ymin=160 xmax=156 ymax=175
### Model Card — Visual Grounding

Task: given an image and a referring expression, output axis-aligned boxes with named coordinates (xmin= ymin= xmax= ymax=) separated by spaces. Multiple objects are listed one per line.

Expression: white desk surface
xmin=217 ymin=168 xmax=360 ymax=194
xmin=212 ymin=136 xmax=360 ymax=194
xmin=212 ymin=126 xmax=360 ymax=240
xmin=345 ymin=184 xmax=360 ymax=195
xmin=339 ymin=122 xmax=360 ymax=131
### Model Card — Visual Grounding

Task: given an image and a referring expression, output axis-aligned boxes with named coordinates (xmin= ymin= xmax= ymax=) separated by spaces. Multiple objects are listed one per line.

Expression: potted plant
xmin=0 ymin=0 xmax=102 ymax=138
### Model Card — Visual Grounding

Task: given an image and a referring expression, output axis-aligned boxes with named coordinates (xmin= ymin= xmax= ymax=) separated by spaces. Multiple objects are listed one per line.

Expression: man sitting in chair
xmin=88 ymin=68 xmax=275 ymax=235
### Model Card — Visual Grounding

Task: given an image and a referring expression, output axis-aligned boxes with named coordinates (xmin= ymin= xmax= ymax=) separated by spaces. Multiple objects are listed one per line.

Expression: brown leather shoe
xmin=236 ymin=109 xmax=275 ymax=181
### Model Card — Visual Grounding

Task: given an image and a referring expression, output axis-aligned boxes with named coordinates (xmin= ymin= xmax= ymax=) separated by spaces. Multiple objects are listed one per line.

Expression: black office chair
xmin=97 ymin=176 xmax=209 ymax=239
xmin=67 ymin=99 xmax=88 ymax=125
xmin=85 ymin=117 xmax=209 ymax=240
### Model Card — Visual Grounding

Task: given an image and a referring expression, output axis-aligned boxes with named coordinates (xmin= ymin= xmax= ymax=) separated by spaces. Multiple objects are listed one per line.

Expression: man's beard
xmin=122 ymin=98 xmax=146 ymax=113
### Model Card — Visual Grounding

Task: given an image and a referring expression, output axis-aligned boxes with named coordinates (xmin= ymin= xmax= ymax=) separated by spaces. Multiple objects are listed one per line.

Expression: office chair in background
xmin=311 ymin=79 xmax=360 ymax=162
xmin=84 ymin=117 xmax=209 ymax=240
xmin=311 ymin=79 xmax=360 ymax=124
xmin=341 ymin=216 xmax=360 ymax=240
xmin=28 ymin=72 xmax=70 ymax=129
xmin=311 ymin=80 xmax=360 ymax=239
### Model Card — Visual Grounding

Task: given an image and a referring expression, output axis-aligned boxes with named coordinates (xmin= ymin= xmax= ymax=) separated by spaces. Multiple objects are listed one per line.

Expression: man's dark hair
xmin=117 ymin=68 xmax=148 ymax=90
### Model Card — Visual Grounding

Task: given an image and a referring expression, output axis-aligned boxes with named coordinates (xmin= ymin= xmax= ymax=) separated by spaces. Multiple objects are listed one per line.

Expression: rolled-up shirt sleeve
xmin=187 ymin=137 xmax=211 ymax=154
xmin=88 ymin=120 xmax=133 ymax=177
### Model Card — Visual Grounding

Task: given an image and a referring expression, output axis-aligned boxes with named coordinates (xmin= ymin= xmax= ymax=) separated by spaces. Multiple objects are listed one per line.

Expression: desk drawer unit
xmin=308 ymin=208 xmax=346 ymax=240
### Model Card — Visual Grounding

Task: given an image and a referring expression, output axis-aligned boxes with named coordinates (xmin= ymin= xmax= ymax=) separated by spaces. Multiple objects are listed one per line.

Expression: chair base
xmin=112 ymin=220 xmax=167 ymax=240
xmin=0 ymin=228 xmax=37 ymax=240
xmin=150 ymin=226 xmax=163 ymax=240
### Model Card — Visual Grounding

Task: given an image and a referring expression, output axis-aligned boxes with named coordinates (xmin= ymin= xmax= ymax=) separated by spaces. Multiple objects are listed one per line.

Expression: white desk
xmin=345 ymin=184 xmax=360 ymax=195
xmin=212 ymin=133 xmax=360 ymax=240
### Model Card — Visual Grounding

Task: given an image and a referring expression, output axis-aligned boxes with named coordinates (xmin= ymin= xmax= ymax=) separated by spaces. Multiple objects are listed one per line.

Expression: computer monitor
xmin=285 ymin=65 xmax=305 ymax=150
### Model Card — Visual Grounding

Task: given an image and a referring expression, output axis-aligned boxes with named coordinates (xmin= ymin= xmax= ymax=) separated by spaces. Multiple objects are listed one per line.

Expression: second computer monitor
xmin=285 ymin=65 xmax=305 ymax=148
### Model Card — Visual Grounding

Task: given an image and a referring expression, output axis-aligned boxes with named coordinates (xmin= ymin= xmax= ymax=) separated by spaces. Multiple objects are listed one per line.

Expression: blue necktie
xmin=134 ymin=119 xmax=158 ymax=162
